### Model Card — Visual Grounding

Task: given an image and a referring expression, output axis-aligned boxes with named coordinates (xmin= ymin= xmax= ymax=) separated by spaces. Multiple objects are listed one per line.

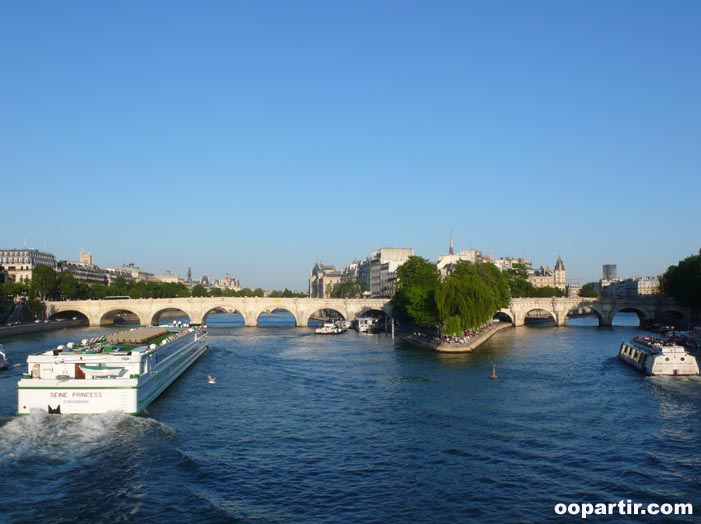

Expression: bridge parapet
xmin=503 ymin=297 xmax=683 ymax=327
xmin=45 ymin=297 xmax=393 ymax=328
xmin=45 ymin=296 xmax=687 ymax=329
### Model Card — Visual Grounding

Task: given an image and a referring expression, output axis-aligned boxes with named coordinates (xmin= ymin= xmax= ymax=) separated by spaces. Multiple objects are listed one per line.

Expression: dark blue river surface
xmin=0 ymin=312 xmax=699 ymax=523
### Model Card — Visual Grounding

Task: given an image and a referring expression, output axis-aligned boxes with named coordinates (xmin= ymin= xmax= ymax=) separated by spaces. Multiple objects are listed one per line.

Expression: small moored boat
xmin=315 ymin=322 xmax=347 ymax=335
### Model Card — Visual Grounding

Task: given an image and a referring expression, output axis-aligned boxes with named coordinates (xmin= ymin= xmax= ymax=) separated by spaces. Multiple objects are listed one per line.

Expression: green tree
xmin=2 ymin=279 xmax=29 ymax=299
xmin=90 ymin=283 xmax=108 ymax=300
xmin=579 ymin=283 xmax=598 ymax=298
xmin=435 ymin=261 xmax=508 ymax=335
xmin=107 ymin=276 xmax=129 ymax=297
xmin=31 ymin=264 xmax=57 ymax=301
xmin=191 ymin=284 xmax=209 ymax=297
xmin=27 ymin=297 xmax=44 ymax=317
xmin=168 ymin=282 xmax=191 ymax=298
xmin=506 ymin=263 xmax=535 ymax=297
xmin=57 ymin=271 xmax=79 ymax=300
xmin=391 ymin=256 xmax=440 ymax=329
xmin=661 ymin=255 xmax=701 ymax=310
xmin=329 ymin=277 xmax=366 ymax=298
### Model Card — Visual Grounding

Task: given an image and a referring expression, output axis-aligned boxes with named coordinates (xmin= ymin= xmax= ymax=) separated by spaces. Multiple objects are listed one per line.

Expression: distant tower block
xmin=603 ymin=264 xmax=617 ymax=280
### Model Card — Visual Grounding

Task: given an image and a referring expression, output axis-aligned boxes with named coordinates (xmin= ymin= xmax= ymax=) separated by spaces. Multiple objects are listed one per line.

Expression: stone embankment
xmin=395 ymin=321 xmax=512 ymax=353
xmin=0 ymin=319 xmax=86 ymax=339
xmin=434 ymin=322 xmax=512 ymax=352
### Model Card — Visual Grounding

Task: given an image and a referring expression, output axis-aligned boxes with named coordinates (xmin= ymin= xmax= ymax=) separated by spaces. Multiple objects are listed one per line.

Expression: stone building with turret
xmin=528 ymin=256 xmax=566 ymax=292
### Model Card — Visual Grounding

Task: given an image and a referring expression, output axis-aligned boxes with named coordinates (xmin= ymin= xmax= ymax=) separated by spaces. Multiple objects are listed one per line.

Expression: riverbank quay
xmin=0 ymin=319 xmax=86 ymax=339
xmin=435 ymin=321 xmax=512 ymax=353
xmin=394 ymin=321 xmax=513 ymax=352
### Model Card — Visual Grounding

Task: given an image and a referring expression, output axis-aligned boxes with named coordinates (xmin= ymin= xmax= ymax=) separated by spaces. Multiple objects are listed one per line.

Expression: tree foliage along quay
xmin=328 ymin=277 xmax=366 ymax=299
xmin=661 ymin=254 xmax=701 ymax=310
xmin=391 ymin=256 xmax=440 ymax=329
xmin=392 ymin=257 xmax=510 ymax=336
xmin=436 ymin=261 xmax=510 ymax=335
xmin=0 ymin=265 xmax=304 ymax=304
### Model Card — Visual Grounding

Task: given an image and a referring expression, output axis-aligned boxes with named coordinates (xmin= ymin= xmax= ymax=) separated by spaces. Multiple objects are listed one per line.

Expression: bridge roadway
xmin=44 ymin=296 xmax=687 ymax=328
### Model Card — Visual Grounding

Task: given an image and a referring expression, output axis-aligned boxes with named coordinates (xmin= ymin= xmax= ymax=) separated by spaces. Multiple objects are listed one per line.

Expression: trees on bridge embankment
xmin=391 ymin=257 xmax=511 ymax=336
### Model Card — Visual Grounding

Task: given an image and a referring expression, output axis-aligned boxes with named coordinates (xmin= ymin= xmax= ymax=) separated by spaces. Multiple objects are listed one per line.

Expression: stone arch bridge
xmin=45 ymin=297 xmax=392 ymax=328
xmin=45 ymin=296 xmax=687 ymax=329
xmin=502 ymin=297 xmax=688 ymax=327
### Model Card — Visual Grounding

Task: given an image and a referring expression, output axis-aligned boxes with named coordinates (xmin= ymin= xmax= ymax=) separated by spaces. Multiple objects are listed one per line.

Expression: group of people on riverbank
xmin=410 ymin=321 xmax=498 ymax=346
xmin=434 ymin=321 xmax=496 ymax=346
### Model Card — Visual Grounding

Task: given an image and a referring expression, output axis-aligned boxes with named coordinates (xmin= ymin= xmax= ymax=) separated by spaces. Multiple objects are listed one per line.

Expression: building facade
xmin=308 ymin=262 xmax=343 ymax=298
xmin=215 ymin=273 xmax=241 ymax=291
xmin=114 ymin=263 xmax=156 ymax=282
xmin=437 ymin=249 xmax=488 ymax=276
xmin=528 ymin=256 xmax=566 ymax=291
xmin=57 ymin=249 xmax=107 ymax=285
xmin=602 ymin=264 xmax=617 ymax=281
xmin=369 ymin=247 xmax=414 ymax=298
xmin=0 ymin=249 xmax=57 ymax=283
xmin=600 ymin=277 xmax=660 ymax=298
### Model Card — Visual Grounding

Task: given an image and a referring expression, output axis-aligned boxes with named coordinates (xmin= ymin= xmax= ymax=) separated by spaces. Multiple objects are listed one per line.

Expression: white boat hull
xmin=18 ymin=328 xmax=208 ymax=415
xmin=619 ymin=340 xmax=699 ymax=376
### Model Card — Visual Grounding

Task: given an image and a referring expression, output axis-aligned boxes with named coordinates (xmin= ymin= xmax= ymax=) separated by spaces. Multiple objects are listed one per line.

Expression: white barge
xmin=315 ymin=321 xmax=347 ymax=335
xmin=619 ymin=336 xmax=699 ymax=376
xmin=17 ymin=325 xmax=208 ymax=415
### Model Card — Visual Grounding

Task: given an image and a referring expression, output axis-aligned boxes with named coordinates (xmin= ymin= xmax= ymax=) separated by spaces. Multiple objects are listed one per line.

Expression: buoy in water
xmin=490 ymin=366 xmax=498 ymax=380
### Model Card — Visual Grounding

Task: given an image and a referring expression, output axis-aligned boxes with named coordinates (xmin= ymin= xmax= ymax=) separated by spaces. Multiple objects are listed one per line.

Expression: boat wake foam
xmin=0 ymin=410 xmax=175 ymax=464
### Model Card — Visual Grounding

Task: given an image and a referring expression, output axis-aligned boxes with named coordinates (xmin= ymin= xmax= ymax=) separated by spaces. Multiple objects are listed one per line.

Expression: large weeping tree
xmin=391 ymin=256 xmax=440 ymax=329
xmin=661 ymin=254 xmax=701 ymax=310
xmin=435 ymin=261 xmax=510 ymax=336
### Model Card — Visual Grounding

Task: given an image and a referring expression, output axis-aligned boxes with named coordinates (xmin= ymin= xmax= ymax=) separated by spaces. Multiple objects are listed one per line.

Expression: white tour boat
xmin=17 ymin=325 xmax=208 ymax=415
xmin=619 ymin=336 xmax=699 ymax=376
xmin=315 ymin=322 xmax=347 ymax=335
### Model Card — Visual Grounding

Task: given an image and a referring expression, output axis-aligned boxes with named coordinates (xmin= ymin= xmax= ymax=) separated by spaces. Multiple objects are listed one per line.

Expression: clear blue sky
xmin=2 ymin=1 xmax=699 ymax=290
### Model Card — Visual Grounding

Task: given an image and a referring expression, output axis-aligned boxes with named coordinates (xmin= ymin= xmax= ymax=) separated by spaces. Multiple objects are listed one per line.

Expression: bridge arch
xmin=48 ymin=309 xmax=89 ymax=323
xmin=257 ymin=308 xmax=298 ymax=327
xmin=304 ymin=307 xmax=349 ymax=327
xmin=150 ymin=307 xmax=191 ymax=326
xmin=99 ymin=308 xmax=145 ymax=327
xmin=522 ymin=308 xmax=557 ymax=327
xmin=609 ymin=306 xmax=648 ymax=327
xmin=202 ymin=306 xmax=247 ymax=327
xmin=563 ymin=304 xmax=604 ymax=326
xmin=493 ymin=311 xmax=513 ymax=324
xmin=655 ymin=308 xmax=688 ymax=330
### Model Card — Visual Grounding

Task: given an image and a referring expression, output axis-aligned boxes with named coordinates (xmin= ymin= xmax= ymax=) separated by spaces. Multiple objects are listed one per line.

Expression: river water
xmin=0 ymin=313 xmax=699 ymax=523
